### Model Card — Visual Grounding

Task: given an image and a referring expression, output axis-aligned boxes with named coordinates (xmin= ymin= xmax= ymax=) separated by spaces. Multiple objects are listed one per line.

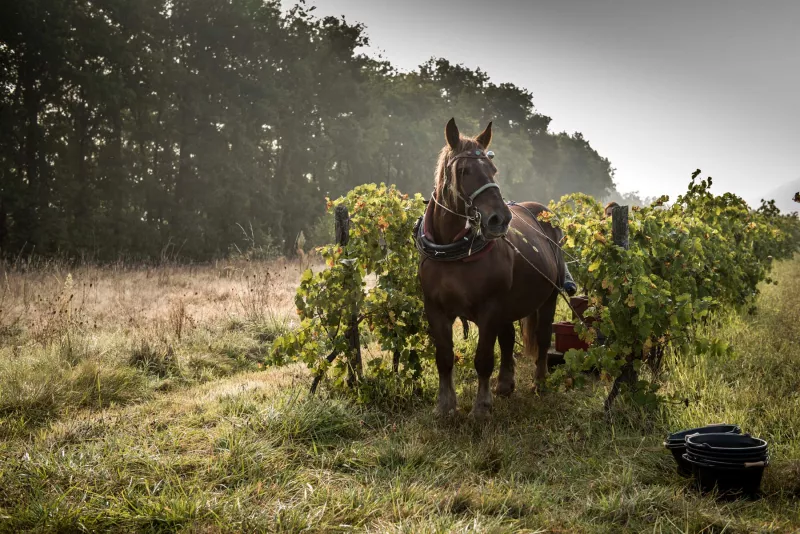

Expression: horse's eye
xmin=461 ymin=166 xmax=471 ymax=176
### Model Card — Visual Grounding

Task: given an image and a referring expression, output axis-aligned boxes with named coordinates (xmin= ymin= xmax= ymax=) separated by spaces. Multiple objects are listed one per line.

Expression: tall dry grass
xmin=1 ymin=257 xmax=313 ymax=335
xmin=0 ymin=257 xmax=318 ymax=437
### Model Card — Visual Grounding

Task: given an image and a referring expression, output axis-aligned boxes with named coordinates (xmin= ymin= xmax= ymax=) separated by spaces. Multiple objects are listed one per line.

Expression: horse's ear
xmin=476 ymin=121 xmax=492 ymax=148
xmin=445 ymin=118 xmax=460 ymax=150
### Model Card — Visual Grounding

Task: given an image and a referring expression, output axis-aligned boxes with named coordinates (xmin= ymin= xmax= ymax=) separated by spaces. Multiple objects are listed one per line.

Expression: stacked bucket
xmin=664 ymin=423 xmax=769 ymax=497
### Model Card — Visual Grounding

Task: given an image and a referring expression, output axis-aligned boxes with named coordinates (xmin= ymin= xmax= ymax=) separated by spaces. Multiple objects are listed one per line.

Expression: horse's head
xmin=436 ymin=118 xmax=512 ymax=239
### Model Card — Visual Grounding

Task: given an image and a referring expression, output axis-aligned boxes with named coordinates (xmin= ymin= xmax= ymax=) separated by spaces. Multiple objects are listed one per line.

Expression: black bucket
xmin=683 ymin=453 xmax=768 ymax=496
xmin=664 ymin=424 xmax=741 ymax=477
xmin=684 ymin=451 xmax=768 ymax=469
xmin=685 ymin=446 xmax=768 ymax=464
xmin=683 ymin=433 xmax=770 ymax=496
xmin=685 ymin=433 xmax=768 ymax=458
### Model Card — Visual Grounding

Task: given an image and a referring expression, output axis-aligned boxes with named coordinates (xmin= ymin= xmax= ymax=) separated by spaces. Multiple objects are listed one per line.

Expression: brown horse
xmin=417 ymin=118 xmax=566 ymax=418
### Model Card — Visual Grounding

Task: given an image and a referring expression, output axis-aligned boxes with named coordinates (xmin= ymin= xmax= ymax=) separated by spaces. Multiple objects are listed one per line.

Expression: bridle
xmin=432 ymin=147 xmax=500 ymax=230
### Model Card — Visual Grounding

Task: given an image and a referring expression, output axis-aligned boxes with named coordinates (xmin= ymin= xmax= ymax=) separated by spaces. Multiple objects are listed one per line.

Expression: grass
xmin=0 ymin=258 xmax=306 ymax=430
xmin=1 ymin=257 xmax=799 ymax=532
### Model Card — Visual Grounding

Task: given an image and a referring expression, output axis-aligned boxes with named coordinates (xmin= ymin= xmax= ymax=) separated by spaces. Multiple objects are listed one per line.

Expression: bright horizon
xmin=290 ymin=0 xmax=800 ymax=207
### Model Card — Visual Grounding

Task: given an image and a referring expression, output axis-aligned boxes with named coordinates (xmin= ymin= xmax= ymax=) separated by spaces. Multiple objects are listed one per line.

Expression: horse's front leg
xmin=473 ymin=324 xmax=498 ymax=419
xmin=427 ymin=306 xmax=457 ymax=416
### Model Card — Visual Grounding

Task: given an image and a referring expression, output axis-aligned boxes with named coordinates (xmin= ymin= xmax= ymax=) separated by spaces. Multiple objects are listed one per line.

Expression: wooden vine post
xmin=336 ymin=205 xmax=363 ymax=387
xmin=334 ymin=204 xmax=350 ymax=247
xmin=611 ymin=205 xmax=629 ymax=250
xmin=604 ymin=205 xmax=638 ymax=412
xmin=309 ymin=205 xmax=362 ymax=395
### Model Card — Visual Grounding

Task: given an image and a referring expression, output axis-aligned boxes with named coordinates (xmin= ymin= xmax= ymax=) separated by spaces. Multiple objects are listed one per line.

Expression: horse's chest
xmin=421 ymin=265 xmax=512 ymax=316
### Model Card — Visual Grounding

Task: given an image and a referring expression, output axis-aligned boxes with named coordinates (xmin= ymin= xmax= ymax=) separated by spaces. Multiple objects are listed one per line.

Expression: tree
xmin=0 ymin=0 xmax=619 ymax=262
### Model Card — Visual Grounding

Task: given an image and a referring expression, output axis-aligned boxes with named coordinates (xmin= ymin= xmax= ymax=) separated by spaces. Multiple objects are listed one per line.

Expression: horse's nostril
xmin=487 ymin=214 xmax=501 ymax=228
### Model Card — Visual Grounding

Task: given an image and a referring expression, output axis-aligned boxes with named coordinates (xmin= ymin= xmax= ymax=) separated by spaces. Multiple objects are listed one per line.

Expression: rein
xmin=500 ymin=233 xmax=589 ymax=326
xmin=500 ymin=203 xmax=591 ymax=323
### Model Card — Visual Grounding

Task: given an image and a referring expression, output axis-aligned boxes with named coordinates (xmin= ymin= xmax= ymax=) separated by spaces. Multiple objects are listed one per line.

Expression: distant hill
xmin=756 ymin=179 xmax=800 ymax=214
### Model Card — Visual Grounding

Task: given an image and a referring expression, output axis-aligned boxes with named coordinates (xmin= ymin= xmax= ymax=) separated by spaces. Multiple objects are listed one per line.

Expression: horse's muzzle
xmin=482 ymin=211 xmax=510 ymax=239
xmin=484 ymin=222 xmax=510 ymax=240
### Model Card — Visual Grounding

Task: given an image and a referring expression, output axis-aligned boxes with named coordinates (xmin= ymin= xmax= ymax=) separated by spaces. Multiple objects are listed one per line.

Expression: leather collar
xmin=413 ymin=200 xmax=495 ymax=262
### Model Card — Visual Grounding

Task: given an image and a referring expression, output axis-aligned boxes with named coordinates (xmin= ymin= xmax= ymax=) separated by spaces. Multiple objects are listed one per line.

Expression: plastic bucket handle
xmin=689 ymin=433 xmax=760 ymax=450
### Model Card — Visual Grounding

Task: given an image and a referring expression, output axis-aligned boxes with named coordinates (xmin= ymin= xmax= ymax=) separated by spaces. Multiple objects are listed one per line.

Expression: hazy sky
xmin=291 ymin=0 xmax=799 ymax=204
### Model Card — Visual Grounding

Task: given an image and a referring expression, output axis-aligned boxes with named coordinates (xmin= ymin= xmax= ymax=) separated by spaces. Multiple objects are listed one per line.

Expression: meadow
xmin=1 ymin=256 xmax=799 ymax=533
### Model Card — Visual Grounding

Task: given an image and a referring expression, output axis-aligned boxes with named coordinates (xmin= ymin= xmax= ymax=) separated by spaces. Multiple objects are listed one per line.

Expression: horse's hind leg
xmin=495 ymin=322 xmax=516 ymax=397
xmin=533 ymin=291 xmax=559 ymax=389
xmin=473 ymin=323 xmax=498 ymax=419
xmin=521 ymin=312 xmax=539 ymax=383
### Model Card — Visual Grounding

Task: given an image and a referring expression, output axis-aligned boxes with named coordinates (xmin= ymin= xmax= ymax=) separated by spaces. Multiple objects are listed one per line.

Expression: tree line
xmin=0 ymin=0 xmax=616 ymax=261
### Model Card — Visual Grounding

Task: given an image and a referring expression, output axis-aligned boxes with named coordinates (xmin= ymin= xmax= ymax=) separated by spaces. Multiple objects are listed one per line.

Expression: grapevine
xmin=270 ymin=183 xmax=434 ymax=388
xmin=545 ymin=172 xmax=800 ymax=398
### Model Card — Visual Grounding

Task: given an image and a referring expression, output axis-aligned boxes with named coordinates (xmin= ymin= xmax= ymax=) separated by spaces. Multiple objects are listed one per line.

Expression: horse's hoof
xmin=495 ymin=380 xmax=515 ymax=397
xmin=435 ymin=404 xmax=459 ymax=418
xmin=531 ymin=383 xmax=547 ymax=396
xmin=469 ymin=409 xmax=491 ymax=421
xmin=470 ymin=402 xmax=493 ymax=420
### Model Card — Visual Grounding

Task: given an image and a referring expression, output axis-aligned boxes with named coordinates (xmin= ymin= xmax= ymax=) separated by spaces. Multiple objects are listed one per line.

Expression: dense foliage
xmin=274 ymin=173 xmax=800 ymax=400
xmin=547 ymin=171 xmax=800 ymax=398
xmin=0 ymin=0 xmax=614 ymax=261
xmin=270 ymin=183 xmax=432 ymax=389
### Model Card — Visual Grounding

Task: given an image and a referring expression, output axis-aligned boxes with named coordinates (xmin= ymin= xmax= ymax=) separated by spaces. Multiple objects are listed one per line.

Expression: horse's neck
xmin=432 ymin=202 xmax=469 ymax=244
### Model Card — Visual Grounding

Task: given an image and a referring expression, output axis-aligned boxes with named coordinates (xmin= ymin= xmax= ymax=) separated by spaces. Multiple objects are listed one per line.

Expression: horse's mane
xmin=434 ymin=136 xmax=482 ymax=205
